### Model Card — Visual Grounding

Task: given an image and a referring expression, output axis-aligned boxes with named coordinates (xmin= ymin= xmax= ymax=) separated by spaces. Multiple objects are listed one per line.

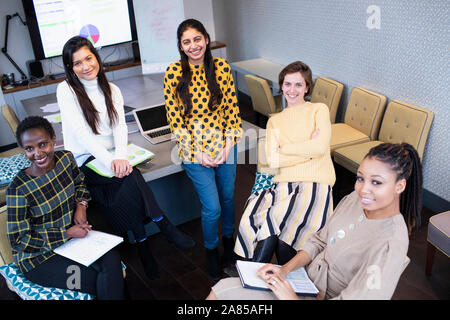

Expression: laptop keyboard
xmin=147 ymin=128 xmax=171 ymax=138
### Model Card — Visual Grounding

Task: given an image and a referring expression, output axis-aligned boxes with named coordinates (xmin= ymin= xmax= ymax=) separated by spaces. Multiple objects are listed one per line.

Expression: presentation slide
xmin=32 ymin=0 xmax=133 ymax=58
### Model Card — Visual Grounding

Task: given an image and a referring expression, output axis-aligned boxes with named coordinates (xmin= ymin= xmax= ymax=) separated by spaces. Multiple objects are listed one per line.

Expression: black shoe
xmin=136 ymin=239 xmax=159 ymax=280
xmin=275 ymin=239 xmax=297 ymax=265
xmin=155 ymin=216 xmax=195 ymax=249
xmin=205 ymin=248 xmax=221 ymax=281
xmin=252 ymin=235 xmax=278 ymax=263
xmin=222 ymin=236 xmax=237 ymax=268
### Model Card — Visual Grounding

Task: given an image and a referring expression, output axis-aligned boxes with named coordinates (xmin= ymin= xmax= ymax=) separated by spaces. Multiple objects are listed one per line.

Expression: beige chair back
xmin=378 ymin=100 xmax=434 ymax=159
xmin=2 ymin=104 xmax=20 ymax=135
xmin=310 ymin=77 xmax=344 ymax=123
xmin=245 ymin=74 xmax=282 ymax=117
xmin=344 ymin=87 xmax=387 ymax=140
xmin=0 ymin=205 xmax=13 ymax=265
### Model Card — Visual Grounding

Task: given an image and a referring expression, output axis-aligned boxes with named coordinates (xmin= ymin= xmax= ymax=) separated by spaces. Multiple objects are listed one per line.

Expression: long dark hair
xmin=365 ymin=143 xmax=423 ymax=232
xmin=62 ymin=36 xmax=118 ymax=134
xmin=176 ymin=19 xmax=222 ymax=115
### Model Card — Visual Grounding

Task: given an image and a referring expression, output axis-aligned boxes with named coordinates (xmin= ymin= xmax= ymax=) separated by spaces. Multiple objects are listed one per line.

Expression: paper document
xmin=86 ymin=143 xmax=154 ymax=178
xmin=236 ymin=260 xmax=319 ymax=297
xmin=54 ymin=230 xmax=123 ymax=267
xmin=40 ymin=103 xmax=60 ymax=113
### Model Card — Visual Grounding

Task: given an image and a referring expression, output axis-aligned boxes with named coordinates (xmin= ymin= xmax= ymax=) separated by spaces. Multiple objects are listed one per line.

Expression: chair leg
xmin=425 ymin=242 xmax=436 ymax=275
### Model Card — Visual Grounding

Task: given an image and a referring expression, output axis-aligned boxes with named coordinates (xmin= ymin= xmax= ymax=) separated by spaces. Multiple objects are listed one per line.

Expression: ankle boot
xmin=252 ymin=235 xmax=278 ymax=263
xmin=155 ymin=216 xmax=195 ymax=249
xmin=136 ymin=239 xmax=159 ymax=280
xmin=275 ymin=239 xmax=297 ymax=265
xmin=222 ymin=236 xmax=237 ymax=268
xmin=205 ymin=247 xmax=221 ymax=281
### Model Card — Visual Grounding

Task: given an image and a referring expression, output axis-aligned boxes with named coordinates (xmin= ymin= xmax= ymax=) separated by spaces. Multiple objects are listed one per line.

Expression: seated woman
xmin=6 ymin=116 xmax=124 ymax=299
xmin=57 ymin=36 xmax=195 ymax=280
xmin=234 ymin=61 xmax=335 ymax=264
xmin=208 ymin=142 xmax=422 ymax=300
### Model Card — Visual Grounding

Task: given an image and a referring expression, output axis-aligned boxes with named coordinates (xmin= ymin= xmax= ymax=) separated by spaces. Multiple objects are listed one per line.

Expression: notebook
xmin=236 ymin=260 xmax=319 ymax=297
xmin=133 ymin=104 xmax=173 ymax=144
xmin=54 ymin=230 xmax=123 ymax=267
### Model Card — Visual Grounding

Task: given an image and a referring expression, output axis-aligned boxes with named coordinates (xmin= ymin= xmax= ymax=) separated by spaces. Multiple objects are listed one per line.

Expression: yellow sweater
xmin=264 ymin=102 xmax=336 ymax=186
xmin=164 ymin=58 xmax=243 ymax=161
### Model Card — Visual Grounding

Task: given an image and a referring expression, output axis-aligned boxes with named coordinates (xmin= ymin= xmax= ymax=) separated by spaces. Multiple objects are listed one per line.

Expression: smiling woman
xmin=6 ymin=116 xmax=125 ymax=299
xmin=208 ymin=142 xmax=423 ymax=300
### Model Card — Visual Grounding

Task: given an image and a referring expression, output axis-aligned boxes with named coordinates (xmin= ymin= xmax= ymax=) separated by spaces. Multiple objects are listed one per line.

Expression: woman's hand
xmin=73 ymin=204 xmax=87 ymax=225
xmin=195 ymin=152 xmax=218 ymax=168
xmin=257 ymin=264 xmax=298 ymax=300
xmin=257 ymin=263 xmax=287 ymax=281
xmin=213 ymin=143 xmax=233 ymax=166
xmin=66 ymin=223 xmax=91 ymax=238
xmin=265 ymin=274 xmax=299 ymax=300
xmin=111 ymin=159 xmax=133 ymax=178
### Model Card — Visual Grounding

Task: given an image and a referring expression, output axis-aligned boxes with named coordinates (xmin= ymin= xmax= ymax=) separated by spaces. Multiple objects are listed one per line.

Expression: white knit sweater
xmin=56 ymin=78 xmax=128 ymax=169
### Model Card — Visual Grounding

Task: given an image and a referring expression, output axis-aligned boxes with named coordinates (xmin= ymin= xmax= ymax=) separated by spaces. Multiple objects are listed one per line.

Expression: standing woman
xmin=164 ymin=19 xmax=243 ymax=280
xmin=234 ymin=61 xmax=335 ymax=265
xmin=57 ymin=36 xmax=194 ymax=280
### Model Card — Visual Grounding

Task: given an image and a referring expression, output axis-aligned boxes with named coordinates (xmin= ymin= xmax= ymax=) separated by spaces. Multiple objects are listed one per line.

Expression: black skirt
xmin=80 ymin=158 xmax=164 ymax=240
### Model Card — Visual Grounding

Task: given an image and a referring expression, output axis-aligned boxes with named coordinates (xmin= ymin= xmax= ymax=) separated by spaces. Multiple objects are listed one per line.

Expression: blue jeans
xmin=183 ymin=145 xmax=237 ymax=250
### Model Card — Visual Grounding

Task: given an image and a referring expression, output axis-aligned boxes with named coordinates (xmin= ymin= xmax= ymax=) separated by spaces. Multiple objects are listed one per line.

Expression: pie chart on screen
xmin=79 ymin=24 xmax=100 ymax=44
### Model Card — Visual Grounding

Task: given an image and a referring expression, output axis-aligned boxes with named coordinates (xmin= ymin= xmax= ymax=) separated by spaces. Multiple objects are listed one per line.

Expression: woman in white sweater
xmin=57 ymin=36 xmax=194 ymax=279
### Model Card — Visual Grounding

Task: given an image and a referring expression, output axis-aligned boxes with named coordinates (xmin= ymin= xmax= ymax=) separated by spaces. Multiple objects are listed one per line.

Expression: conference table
xmin=21 ymin=74 xmax=266 ymax=233
xmin=231 ymin=58 xmax=286 ymax=109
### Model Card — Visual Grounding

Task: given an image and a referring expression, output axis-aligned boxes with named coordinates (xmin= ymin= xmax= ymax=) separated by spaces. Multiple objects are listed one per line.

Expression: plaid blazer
xmin=6 ymin=150 xmax=90 ymax=273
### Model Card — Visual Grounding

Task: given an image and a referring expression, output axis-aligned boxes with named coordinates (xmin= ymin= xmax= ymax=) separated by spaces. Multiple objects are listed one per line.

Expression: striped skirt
xmin=234 ymin=181 xmax=333 ymax=259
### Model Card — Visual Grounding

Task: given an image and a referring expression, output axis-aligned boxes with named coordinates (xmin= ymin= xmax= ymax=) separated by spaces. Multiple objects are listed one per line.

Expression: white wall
xmin=184 ymin=0 xmax=216 ymax=40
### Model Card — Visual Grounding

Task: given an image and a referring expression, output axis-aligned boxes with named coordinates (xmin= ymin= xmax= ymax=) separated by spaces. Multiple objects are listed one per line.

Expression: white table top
xmin=231 ymin=58 xmax=285 ymax=88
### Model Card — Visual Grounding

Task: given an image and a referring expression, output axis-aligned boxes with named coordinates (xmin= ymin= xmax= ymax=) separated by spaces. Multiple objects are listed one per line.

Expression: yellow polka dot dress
xmin=164 ymin=57 xmax=243 ymax=162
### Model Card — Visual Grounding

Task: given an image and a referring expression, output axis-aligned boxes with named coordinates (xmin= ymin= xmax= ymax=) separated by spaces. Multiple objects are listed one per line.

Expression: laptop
xmin=133 ymin=104 xmax=173 ymax=144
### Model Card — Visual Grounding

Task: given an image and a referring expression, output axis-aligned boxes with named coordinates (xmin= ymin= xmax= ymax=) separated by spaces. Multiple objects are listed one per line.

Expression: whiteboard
xmin=133 ymin=0 xmax=185 ymax=74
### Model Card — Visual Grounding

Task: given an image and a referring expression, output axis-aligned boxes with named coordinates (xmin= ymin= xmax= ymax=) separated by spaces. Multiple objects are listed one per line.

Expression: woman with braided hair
xmin=207 ymin=142 xmax=422 ymax=300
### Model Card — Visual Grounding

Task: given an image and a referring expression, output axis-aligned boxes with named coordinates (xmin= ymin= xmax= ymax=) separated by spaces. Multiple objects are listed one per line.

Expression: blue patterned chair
xmin=0 ymin=205 xmax=106 ymax=300
xmin=250 ymin=138 xmax=278 ymax=195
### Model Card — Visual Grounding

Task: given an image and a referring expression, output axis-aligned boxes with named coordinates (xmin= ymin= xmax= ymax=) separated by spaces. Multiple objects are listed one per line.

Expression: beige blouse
xmin=301 ymin=191 xmax=409 ymax=299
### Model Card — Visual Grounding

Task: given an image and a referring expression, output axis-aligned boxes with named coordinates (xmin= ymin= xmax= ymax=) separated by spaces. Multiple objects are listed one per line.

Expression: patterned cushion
xmin=251 ymin=172 xmax=274 ymax=195
xmin=0 ymin=263 xmax=94 ymax=300
xmin=0 ymin=153 xmax=31 ymax=187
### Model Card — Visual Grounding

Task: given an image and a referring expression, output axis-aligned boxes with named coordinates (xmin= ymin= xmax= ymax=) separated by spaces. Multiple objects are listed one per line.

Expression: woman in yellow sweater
xmin=234 ymin=61 xmax=335 ymax=264
xmin=164 ymin=19 xmax=242 ymax=280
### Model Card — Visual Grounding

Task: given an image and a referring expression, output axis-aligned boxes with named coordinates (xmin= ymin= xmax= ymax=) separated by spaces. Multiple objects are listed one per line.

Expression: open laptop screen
xmin=135 ymin=105 xmax=168 ymax=131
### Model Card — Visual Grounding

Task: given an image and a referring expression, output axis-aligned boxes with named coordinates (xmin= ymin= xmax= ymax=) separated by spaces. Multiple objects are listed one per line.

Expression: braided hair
xmin=365 ymin=143 xmax=423 ymax=232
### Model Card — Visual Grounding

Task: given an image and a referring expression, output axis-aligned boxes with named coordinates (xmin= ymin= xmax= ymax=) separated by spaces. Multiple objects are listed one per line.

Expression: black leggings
xmin=24 ymin=250 xmax=124 ymax=300
xmin=80 ymin=160 xmax=164 ymax=240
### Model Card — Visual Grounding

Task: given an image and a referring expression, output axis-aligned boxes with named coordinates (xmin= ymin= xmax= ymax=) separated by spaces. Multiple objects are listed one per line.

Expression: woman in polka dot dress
xmin=164 ymin=19 xmax=243 ymax=280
